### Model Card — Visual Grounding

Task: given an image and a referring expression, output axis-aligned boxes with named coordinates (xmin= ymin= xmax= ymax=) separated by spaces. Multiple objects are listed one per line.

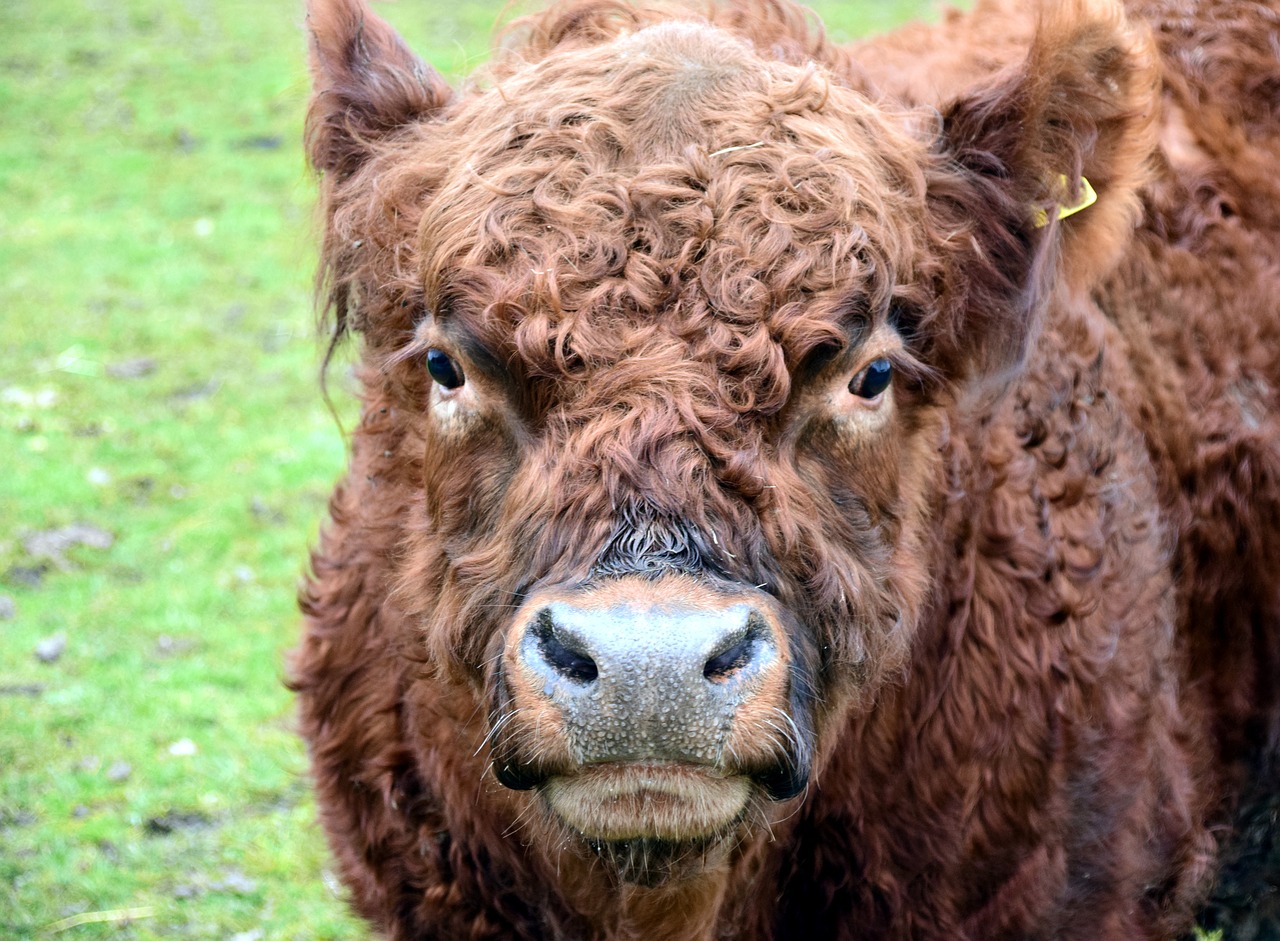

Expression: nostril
xmin=703 ymin=635 xmax=754 ymax=681
xmin=704 ymin=612 xmax=770 ymax=681
xmin=533 ymin=611 xmax=599 ymax=684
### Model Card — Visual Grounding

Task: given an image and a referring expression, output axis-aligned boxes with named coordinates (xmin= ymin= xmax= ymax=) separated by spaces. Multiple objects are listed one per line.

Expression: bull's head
xmin=304 ymin=0 xmax=1154 ymax=885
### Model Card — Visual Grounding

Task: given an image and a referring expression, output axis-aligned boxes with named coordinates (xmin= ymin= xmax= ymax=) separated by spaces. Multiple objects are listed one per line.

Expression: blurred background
xmin=0 ymin=0 xmax=936 ymax=937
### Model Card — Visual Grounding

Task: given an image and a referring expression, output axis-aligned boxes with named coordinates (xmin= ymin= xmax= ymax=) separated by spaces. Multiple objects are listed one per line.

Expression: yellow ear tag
xmin=1033 ymin=175 xmax=1097 ymax=228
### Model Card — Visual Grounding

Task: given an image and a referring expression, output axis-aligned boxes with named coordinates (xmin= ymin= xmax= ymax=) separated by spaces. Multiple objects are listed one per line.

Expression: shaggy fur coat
xmin=293 ymin=0 xmax=1280 ymax=937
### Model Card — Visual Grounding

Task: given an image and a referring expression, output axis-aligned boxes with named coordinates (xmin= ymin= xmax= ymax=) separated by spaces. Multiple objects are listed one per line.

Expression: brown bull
xmin=292 ymin=0 xmax=1280 ymax=937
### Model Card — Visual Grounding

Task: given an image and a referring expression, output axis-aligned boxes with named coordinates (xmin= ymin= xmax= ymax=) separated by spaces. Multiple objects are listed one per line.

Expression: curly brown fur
xmin=291 ymin=0 xmax=1280 ymax=937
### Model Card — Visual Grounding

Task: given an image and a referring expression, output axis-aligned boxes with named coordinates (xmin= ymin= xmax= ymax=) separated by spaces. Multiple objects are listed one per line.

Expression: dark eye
xmin=426 ymin=348 xmax=465 ymax=390
xmin=849 ymin=358 xmax=892 ymax=399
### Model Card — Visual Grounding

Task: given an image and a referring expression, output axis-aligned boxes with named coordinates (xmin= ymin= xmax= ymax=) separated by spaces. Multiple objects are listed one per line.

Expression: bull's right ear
xmin=305 ymin=0 xmax=452 ymax=180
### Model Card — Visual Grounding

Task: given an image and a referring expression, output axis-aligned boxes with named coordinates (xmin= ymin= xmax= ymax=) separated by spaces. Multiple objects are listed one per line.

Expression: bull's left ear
xmin=921 ymin=0 xmax=1158 ymax=386
xmin=305 ymin=0 xmax=453 ymax=181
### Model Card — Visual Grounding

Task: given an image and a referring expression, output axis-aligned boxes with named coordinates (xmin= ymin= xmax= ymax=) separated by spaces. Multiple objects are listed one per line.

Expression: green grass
xmin=0 ymin=0 xmax=961 ymax=937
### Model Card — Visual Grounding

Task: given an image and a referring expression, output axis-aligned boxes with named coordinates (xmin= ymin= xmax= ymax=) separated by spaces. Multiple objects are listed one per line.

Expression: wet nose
xmin=513 ymin=596 xmax=780 ymax=765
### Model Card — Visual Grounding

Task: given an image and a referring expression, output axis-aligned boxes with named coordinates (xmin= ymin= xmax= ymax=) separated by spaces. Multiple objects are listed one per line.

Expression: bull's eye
xmin=426 ymin=348 xmax=465 ymax=390
xmin=850 ymin=358 xmax=892 ymax=399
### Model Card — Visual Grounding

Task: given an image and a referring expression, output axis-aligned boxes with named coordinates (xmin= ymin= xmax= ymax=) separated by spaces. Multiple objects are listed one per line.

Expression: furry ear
xmin=305 ymin=0 xmax=452 ymax=179
xmin=919 ymin=0 xmax=1158 ymax=387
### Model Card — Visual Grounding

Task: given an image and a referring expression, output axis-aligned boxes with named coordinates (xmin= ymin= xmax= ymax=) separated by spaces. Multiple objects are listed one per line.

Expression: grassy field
xmin=0 ymin=0 xmax=966 ymax=937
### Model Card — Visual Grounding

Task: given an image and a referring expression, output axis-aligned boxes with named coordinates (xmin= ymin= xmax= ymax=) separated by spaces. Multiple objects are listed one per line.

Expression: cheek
xmin=421 ymin=414 xmax=519 ymax=536
xmin=827 ymin=385 xmax=895 ymax=439
xmin=429 ymin=381 xmax=481 ymax=431
xmin=799 ymin=400 xmax=905 ymax=521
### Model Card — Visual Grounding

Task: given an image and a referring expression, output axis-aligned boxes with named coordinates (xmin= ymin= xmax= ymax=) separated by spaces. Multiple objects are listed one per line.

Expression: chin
xmin=543 ymin=762 xmax=754 ymax=885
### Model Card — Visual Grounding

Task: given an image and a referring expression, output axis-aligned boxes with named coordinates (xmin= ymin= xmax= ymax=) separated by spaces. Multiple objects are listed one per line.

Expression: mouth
xmin=544 ymin=761 xmax=752 ymax=840
xmin=542 ymin=762 xmax=753 ymax=884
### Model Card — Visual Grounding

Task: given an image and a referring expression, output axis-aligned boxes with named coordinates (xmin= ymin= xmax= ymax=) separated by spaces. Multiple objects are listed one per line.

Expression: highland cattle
xmin=293 ymin=0 xmax=1280 ymax=937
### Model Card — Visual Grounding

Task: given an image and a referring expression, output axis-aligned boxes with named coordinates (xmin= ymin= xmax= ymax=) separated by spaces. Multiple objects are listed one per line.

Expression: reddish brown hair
xmin=292 ymin=0 xmax=1280 ymax=936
